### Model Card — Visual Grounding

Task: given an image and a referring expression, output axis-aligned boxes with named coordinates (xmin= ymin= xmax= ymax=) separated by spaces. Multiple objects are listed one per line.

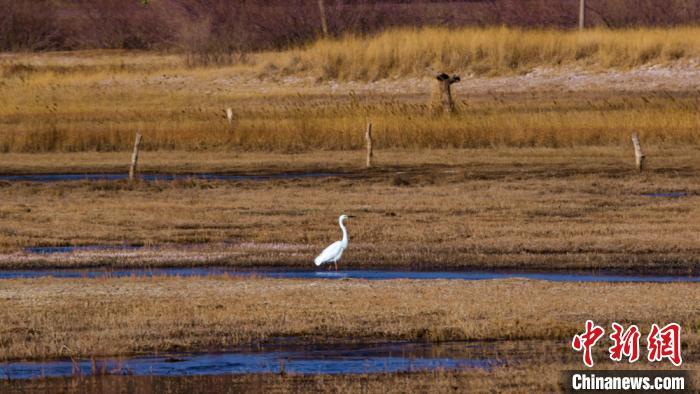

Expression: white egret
xmin=314 ymin=214 xmax=354 ymax=270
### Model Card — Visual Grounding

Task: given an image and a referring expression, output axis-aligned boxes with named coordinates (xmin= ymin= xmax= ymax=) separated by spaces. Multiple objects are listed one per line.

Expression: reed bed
xmin=1 ymin=27 xmax=700 ymax=152
xmin=1 ymin=277 xmax=698 ymax=361
xmin=3 ymin=100 xmax=699 ymax=152
xmin=282 ymin=26 xmax=700 ymax=80
xmin=1 ymin=71 xmax=699 ymax=152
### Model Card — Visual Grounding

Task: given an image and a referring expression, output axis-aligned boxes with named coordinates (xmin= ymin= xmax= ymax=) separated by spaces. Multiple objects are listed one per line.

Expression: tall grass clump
xmin=283 ymin=26 xmax=700 ymax=80
xmin=2 ymin=96 xmax=699 ymax=152
xmin=3 ymin=27 xmax=700 ymax=153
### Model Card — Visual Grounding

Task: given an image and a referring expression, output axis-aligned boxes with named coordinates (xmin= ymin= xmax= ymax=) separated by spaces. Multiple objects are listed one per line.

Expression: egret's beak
xmin=347 ymin=215 xmax=357 ymax=218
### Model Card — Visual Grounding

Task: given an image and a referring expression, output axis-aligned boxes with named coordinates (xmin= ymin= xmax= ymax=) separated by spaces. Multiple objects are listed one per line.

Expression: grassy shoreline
xmin=2 ymin=46 xmax=700 ymax=153
xmin=0 ymin=148 xmax=698 ymax=271
xmin=283 ymin=27 xmax=700 ymax=79
xmin=1 ymin=276 xmax=698 ymax=361
xmin=2 ymin=364 xmax=698 ymax=394
xmin=3 ymin=27 xmax=699 ymax=393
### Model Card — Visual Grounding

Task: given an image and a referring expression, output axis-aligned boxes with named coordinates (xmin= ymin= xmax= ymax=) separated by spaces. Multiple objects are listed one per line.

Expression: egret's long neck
xmin=339 ymin=218 xmax=348 ymax=246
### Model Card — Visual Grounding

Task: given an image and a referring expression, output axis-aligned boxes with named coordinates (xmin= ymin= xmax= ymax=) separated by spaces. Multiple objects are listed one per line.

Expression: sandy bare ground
xmin=293 ymin=63 xmax=700 ymax=97
xmin=70 ymin=63 xmax=700 ymax=96
xmin=4 ymin=50 xmax=698 ymax=94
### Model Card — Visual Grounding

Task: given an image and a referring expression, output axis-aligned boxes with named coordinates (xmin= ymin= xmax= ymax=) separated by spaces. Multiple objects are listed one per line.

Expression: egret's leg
xmin=334 ymin=261 xmax=338 ymax=271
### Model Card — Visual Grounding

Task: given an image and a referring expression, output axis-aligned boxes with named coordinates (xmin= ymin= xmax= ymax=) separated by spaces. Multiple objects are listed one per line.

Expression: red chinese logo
xmin=609 ymin=323 xmax=640 ymax=363
xmin=647 ymin=323 xmax=682 ymax=366
xmin=572 ymin=320 xmax=605 ymax=367
xmin=572 ymin=321 xmax=682 ymax=367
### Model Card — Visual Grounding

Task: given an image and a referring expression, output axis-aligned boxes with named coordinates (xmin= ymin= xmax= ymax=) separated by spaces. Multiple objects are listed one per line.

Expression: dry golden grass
xmin=1 ymin=276 xmax=699 ymax=361
xmin=282 ymin=27 xmax=700 ymax=80
xmin=1 ymin=34 xmax=700 ymax=152
xmin=8 ymin=27 xmax=700 ymax=79
xmin=0 ymin=149 xmax=386 ymax=174
xmin=0 ymin=148 xmax=699 ymax=271
xmin=0 ymin=370 xmax=555 ymax=394
xmin=0 ymin=368 xmax=555 ymax=394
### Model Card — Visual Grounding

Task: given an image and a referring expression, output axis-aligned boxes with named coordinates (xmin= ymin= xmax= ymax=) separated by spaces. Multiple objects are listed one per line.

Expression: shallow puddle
xmin=0 ymin=172 xmax=341 ymax=183
xmin=640 ymin=192 xmax=689 ymax=198
xmin=0 ymin=267 xmax=697 ymax=282
xmin=24 ymin=245 xmax=144 ymax=254
xmin=0 ymin=342 xmax=496 ymax=379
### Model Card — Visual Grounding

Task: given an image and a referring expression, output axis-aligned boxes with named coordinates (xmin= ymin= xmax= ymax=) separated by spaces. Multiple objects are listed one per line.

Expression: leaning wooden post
xmin=579 ymin=0 xmax=585 ymax=31
xmin=631 ymin=133 xmax=645 ymax=172
xmin=365 ymin=121 xmax=373 ymax=168
xmin=435 ymin=73 xmax=461 ymax=114
xmin=129 ymin=133 xmax=142 ymax=181
xmin=317 ymin=0 xmax=329 ymax=37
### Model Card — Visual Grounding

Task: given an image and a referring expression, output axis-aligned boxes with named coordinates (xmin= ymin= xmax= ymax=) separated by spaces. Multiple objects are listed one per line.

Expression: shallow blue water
xmin=0 ymin=172 xmax=341 ymax=183
xmin=640 ymin=192 xmax=689 ymax=198
xmin=24 ymin=245 xmax=144 ymax=254
xmin=0 ymin=342 xmax=495 ymax=379
xmin=1 ymin=267 xmax=698 ymax=282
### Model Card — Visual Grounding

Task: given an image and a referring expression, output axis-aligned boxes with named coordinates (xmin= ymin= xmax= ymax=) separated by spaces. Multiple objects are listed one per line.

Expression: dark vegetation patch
xmin=2 ymin=0 xmax=700 ymax=53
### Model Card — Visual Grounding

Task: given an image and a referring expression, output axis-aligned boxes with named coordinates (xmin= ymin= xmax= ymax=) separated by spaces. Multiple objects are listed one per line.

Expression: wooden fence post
xmin=435 ymin=73 xmax=461 ymax=114
xmin=129 ymin=133 xmax=142 ymax=181
xmin=631 ymin=133 xmax=645 ymax=172
xmin=318 ymin=0 xmax=329 ymax=37
xmin=579 ymin=0 xmax=585 ymax=30
xmin=365 ymin=121 xmax=373 ymax=168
